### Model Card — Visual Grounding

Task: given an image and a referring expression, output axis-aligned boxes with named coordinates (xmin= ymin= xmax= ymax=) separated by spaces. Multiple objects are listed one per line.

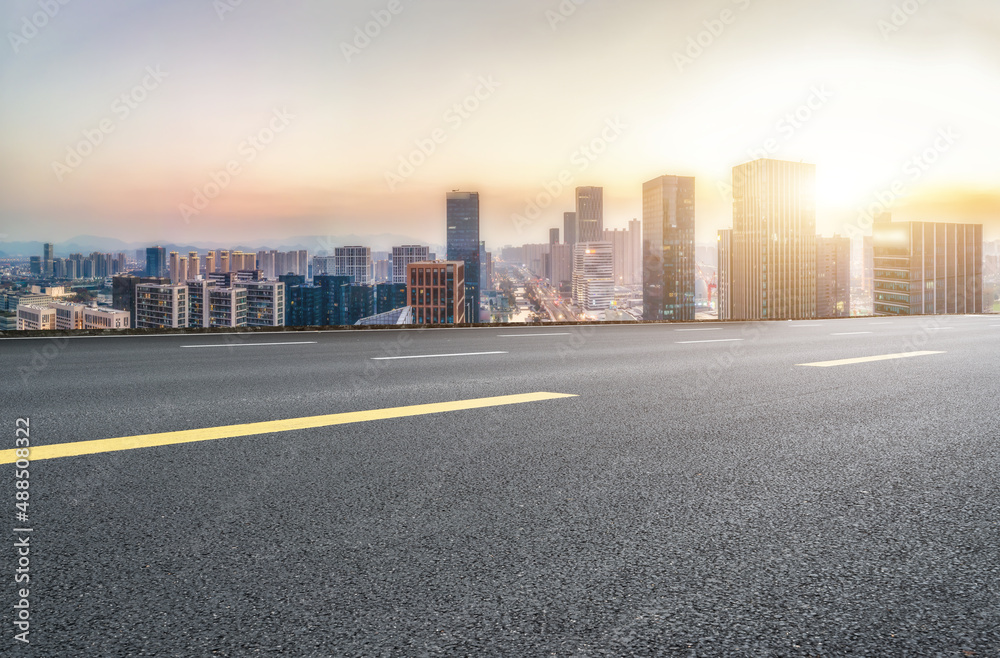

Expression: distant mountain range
xmin=0 ymin=234 xmax=444 ymax=258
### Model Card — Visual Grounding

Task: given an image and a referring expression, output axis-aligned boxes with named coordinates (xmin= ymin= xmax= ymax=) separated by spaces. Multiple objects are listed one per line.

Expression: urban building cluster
xmin=2 ymin=157 xmax=993 ymax=331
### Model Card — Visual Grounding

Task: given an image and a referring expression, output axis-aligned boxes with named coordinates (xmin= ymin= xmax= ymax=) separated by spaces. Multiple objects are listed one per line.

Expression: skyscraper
xmin=642 ymin=175 xmax=696 ymax=322
xmin=717 ymin=229 xmax=733 ymax=321
xmin=816 ymin=235 xmax=851 ymax=318
xmin=549 ymin=228 xmax=560 ymax=245
xmin=575 ymin=187 xmax=604 ymax=244
xmin=43 ymin=243 xmax=54 ymax=277
xmin=730 ymin=159 xmax=817 ymax=320
xmin=873 ymin=218 xmax=983 ymax=315
xmin=564 ymin=212 xmax=577 ymax=246
xmin=146 ymin=247 xmax=167 ymax=278
xmin=572 ymin=242 xmax=614 ymax=311
xmin=446 ymin=191 xmax=480 ymax=322
xmin=188 ymin=252 xmax=200 ymax=280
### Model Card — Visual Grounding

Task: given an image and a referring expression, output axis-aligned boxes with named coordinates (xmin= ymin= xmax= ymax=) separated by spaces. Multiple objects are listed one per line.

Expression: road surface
xmin=1 ymin=316 xmax=998 ymax=656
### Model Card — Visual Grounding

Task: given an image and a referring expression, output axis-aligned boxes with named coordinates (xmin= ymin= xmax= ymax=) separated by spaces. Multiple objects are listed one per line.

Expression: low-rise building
xmin=17 ymin=305 xmax=56 ymax=330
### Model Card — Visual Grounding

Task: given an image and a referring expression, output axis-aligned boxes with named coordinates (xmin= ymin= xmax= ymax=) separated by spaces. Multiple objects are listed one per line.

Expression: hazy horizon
xmin=3 ymin=0 xmax=999 ymax=247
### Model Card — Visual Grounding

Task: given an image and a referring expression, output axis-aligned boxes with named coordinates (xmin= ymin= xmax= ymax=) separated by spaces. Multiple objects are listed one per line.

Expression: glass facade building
xmin=447 ymin=191 xmax=480 ymax=322
xmin=642 ymin=175 xmax=696 ymax=322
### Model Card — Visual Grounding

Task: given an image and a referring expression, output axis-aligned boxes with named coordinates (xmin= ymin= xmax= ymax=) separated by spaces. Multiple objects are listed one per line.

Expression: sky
xmin=1 ymin=0 xmax=999 ymax=250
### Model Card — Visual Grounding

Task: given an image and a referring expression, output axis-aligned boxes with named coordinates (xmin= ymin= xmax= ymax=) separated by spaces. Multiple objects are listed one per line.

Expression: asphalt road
xmin=2 ymin=316 xmax=999 ymax=656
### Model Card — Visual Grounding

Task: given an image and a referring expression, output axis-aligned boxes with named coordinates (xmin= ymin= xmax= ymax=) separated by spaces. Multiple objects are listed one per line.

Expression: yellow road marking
xmin=797 ymin=351 xmax=945 ymax=368
xmin=0 ymin=392 xmax=577 ymax=464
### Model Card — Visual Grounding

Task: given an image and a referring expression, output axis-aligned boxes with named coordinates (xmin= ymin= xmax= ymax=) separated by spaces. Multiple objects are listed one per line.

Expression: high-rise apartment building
xmin=447 ymin=191 xmax=481 ymax=322
xmin=333 ymin=246 xmax=373 ymax=284
xmin=816 ymin=235 xmax=851 ymax=318
xmin=575 ymin=187 xmax=604 ymax=244
xmin=873 ymin=218 xmax=983 ymax=315
xmin=135 ymin=284 xmax=188 ymax=328
xmin=243 ymin=281 xmax=285 ymax=327
xmin=188 ymin=252 xmax=200 ymax=279
xmin=730 ymin=159 xmax=817 ymax=320
xmin=407 ymin=261 xmax=466 ymax=325
xmin=205 ymin=251 xmax=216 ymax=275
xmin=392 ymin=246 xmax=430 ymax=284
xmin=572 ymin=242 xmax=614 ymax=311
xmin=642 ymin=175 xmax=696 ymax=321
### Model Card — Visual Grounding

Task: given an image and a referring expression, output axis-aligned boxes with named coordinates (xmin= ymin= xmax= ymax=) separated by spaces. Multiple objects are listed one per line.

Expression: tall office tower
xmin=572 ymin=242 xmax=614 ymax=311
xmin=642 ymin=175 xmax=696 ymax=322
xmin=447 ymin=191 xmax=481 ymax=322
xmin=188 ymin=252 xmax=200 ymax=279
xmin=205 ymin=251 xmax=216 ymax=275
xmin=873 ymin=218 xmax=983 ymax=315
xmin=43 ymin=243 xmax=54 ymax=277
xmin=219 ymin=251 xmax=230 ymax=273
xmin=333 ymin=246 xmax=373 ymax=284
xmin=392 ymin=246 xmax=431 ymax=284
xmin=146 ymin=247 xmax=167 ymax=278
xmin=564 ymin=212 xmax=577 ymax=245
xmin=550 ymin=228 xmax=560 ymax=245
xmin=603 ymin=229 xmax=628 ymax=286
xmin=479 ymin=241 xmax=489 ymax=290
xmin=547 ymin=244 xmax=573 ymax=286
xmin=575 ymin=187 xmax=604 ymax=244
xmin=375 ymin=282 xmax=408 ymax=314
xmin=730 ymin=159 xmax=817 ymax=320
xmin=627 ymin=219 xmax=642 ymax=285
xmin=407 ymin=261 xmax=466 ymax=325
xmin=135 ymin=284 xmax=188 ymax=328
xmin=29 ymin=257 xmax=41 ymax=275
xmin=816 ymin=235 xmax=851 ymax=318
xmin=717 ymin=229 xmax=733 ymax=320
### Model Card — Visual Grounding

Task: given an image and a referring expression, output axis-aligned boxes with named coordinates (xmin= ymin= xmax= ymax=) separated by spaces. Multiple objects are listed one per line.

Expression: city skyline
xmin=2 ymin=1 xmax=999 ymax=248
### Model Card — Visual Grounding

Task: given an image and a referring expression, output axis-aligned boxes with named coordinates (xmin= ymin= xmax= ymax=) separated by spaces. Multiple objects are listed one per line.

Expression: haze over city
xmin=2 ymin=0 xmax=999 ymax=248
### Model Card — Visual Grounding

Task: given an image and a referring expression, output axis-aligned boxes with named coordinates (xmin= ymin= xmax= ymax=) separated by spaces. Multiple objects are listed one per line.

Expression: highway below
xmin=1 ymin=316 xmax=999 ymax=656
